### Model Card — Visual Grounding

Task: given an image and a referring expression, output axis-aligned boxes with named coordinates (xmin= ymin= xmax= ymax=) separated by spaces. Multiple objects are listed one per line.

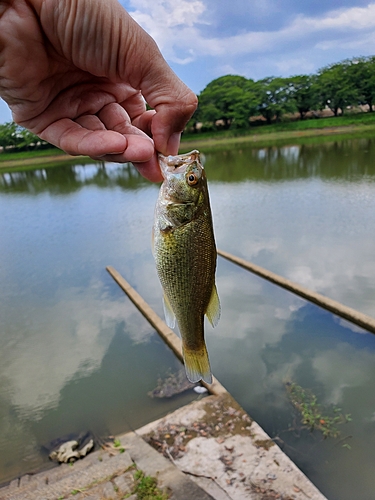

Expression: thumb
xmin=123 ymin=19 xmax=198 ymax=155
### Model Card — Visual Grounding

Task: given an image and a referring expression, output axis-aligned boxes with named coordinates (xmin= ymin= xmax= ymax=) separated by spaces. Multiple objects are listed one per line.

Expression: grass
xmin=113 ymin=438 xmax=125 ymax=453
xmin=0 ymin=147 xmax=64 ymax=162
xmin=129 ymin=470 xmax=168 ymax=500
xmin=183 ymin=111 xmax=375 ymax=141
xmin=181 ymin=111 xmax=375 ymax=151
xmin=2 ymin=111 xmax=375 ymax=170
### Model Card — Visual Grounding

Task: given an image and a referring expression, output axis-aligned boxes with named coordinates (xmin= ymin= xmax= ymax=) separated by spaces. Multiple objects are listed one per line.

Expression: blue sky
xmin=1 ymin=0 xmax=375 ymax=123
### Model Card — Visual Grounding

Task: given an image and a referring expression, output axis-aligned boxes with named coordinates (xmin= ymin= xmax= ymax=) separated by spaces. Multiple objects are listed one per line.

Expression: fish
xmin=153 ymin=149 xmax=220 ymax=384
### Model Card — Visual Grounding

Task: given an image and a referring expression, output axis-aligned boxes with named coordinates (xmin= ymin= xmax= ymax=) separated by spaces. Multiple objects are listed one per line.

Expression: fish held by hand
xmin=153 ymin=150 xmax=220 ymax=384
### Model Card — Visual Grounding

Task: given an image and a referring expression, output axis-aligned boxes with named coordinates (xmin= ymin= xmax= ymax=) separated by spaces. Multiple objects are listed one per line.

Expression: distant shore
xmin=181 ymin=121 xmax=375 ymax=151
xmin=1 ymin=118 xmax=375 ymax=170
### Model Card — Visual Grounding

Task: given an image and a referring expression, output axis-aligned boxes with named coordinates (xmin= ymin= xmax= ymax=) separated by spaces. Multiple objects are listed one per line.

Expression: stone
xmin=100 ymin=481 xmax=116 ymax=499
xmin=113 ymin=472 xmax=134 ymax=495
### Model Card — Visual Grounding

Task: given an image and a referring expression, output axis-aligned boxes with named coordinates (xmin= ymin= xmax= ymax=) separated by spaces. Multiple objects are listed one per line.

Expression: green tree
xmin=346 ymin=56 xmax=375 ymax=112
xmin=0 ymin=122 xmax=48 ymax=151
xmin=196 ymin=75 xmax=257 ymax=130
xmin=228 ymin=79 xmax=260 ymax=129
xmin=256 ymin=77 xmax=297 ymax=124
xmin=289 ymin=75 xmax=319 ymax=119
xmin=0 ymin=122 xmax=20 ymax=149
xmin=316 ymin=62 xmax=358 ymax=116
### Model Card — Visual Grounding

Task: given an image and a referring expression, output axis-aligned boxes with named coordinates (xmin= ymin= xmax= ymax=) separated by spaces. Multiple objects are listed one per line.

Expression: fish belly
xmin=154 ymin=216 xmax=216 ymax=383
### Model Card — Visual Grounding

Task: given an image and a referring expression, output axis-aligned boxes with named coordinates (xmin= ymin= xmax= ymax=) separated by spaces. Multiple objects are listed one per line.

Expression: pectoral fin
xmin=162 ymin=293 xmax=176 ymax=329
xmin=205 ymin=284 xmax=221 ymax=327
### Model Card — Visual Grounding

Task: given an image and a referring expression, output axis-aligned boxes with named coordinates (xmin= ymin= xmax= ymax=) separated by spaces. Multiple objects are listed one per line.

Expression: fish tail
xmin=182 ymin=343 xmax=212 ymax=384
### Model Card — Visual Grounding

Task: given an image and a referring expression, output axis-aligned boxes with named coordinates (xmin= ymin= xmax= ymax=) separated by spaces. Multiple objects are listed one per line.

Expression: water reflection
xmin=1 ymin=138 xmax=375 ymax=499
xmin=205 ymin=138 xmax=375 ymax=181
xmin=211 ymin=260 xmax=375 ymax=500
xmin=0 ymin=162 xmax=148 ymax=194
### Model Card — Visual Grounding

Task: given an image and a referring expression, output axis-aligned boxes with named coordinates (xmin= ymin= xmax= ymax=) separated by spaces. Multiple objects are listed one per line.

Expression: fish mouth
xmin=158 ymin=150 xmax=202 ymax=178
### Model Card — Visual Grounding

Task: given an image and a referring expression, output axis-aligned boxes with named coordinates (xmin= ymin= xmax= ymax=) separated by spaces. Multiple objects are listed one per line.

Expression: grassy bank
xmin=0 ymin=150 xmax=94 ymax=171
xmin=0 ymin=148 xmax=64 ymax=162
xmin=2 ymin=112 xmax=375 ymax=170
xmin=181 ymin=112 xmax=375 ymax=151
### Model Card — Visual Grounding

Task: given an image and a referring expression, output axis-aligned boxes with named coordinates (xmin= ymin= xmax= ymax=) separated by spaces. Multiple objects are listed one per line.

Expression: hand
xmin=0 ymin=0 xmax=197 ymax=181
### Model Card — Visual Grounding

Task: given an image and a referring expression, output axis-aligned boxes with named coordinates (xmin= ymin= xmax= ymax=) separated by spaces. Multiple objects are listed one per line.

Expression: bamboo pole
xmin=217 ymin=248 xmax=375 ymax=334
xmin=106 ymin=266 xmax=227 ymax=396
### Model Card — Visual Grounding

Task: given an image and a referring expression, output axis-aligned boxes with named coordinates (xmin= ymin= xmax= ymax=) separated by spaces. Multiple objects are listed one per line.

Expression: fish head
xmin=158 ymin=150 xmax=206 ymax=206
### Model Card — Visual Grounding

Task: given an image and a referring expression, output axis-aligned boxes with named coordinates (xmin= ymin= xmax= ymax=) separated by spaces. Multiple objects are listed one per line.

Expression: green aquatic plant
xmin=285 ymin=381 xmax=352 ymax=438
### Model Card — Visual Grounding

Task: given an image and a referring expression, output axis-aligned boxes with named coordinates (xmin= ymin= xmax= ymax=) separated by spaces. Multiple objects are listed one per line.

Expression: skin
xmin=0 ymin=0 xmax=198 ymax=182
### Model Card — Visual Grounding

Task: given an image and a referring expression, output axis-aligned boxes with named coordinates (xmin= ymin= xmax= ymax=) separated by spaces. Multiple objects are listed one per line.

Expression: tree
xmin=0 ymin=122 xmax=48 ymax=151
xmin=346 ymin=56 xmax=375 ymax=112
xmin=256 ymin=77 xmax=297 ymax=124
xmin=289 ymin=75 xmax=319 ymax=119
xmin=316 ymin=62 xmax=358 ymax=116
xmin=0 ymin=122 xmax=20 ymax=149
xmin=196 ymin=75 xmax=257 ymax=129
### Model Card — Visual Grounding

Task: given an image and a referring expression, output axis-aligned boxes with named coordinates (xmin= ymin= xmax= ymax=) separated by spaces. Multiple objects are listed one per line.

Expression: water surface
xmin=1 ymin=138 xmax=375 ymax=499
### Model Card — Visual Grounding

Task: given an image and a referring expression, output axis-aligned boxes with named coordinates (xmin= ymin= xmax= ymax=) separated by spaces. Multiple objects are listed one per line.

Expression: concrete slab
xmin=137 ymin=393 xmax=328 ymax=500
xmin=0 ymin=431 xmax=214 ymax=500
xmin=120 ymin=431 xmax=215 ymax=500
xmin=0 ymin=394 xmax=328 ymax=500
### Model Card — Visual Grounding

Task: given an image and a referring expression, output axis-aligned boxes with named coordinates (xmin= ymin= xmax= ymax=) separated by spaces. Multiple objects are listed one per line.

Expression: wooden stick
xmin=106 ymin=266 xmax=227 ymax=396
xmin=217 ymin=248 xmax=375 ymax=335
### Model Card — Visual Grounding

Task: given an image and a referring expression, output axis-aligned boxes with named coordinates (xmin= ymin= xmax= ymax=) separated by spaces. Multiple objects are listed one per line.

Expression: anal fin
xmin=205 ymin=284 xmax=221 ymax=327
xmin=162 ymin=293 xmax=176 ymax=329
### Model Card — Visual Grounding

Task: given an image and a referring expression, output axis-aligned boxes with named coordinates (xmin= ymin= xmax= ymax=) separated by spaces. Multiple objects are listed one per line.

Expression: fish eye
xmin=187 ymin=173 xmax=199 ymax=186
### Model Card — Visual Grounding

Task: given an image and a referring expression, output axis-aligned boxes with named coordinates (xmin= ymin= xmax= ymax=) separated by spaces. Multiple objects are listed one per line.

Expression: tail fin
xmin=182 ymin=344 xmax=212 ymax=384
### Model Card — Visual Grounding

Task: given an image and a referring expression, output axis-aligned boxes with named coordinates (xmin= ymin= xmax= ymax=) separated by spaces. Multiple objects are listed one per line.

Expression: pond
xmin=1 ymin=137 xmax=375 ymax=499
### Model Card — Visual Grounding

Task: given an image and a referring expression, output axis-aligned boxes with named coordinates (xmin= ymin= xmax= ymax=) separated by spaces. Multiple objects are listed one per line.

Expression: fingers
xmin=110 ymin=11 xmax=198 ymax=155
xmin=88 ymin=104 xmax=162 ymax=180
xmin=149 ymin=85 xmax=198 ymax=155
xmin=132 ymin=154 xmax=163 ymax=183
xmin=39 ymin=117 xmax=154 ymax=162
xmin=94 ymin=152 xmax=163 ymax=183
xmin=75 ymin=114 xmax=106 ymax=131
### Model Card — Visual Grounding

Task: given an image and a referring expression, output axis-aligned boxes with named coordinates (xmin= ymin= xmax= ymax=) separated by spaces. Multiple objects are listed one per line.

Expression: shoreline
xmin=181 ymin=122 xmax=375 ymax=151
xmin=1 ymin=122 xmax=375 ymax=170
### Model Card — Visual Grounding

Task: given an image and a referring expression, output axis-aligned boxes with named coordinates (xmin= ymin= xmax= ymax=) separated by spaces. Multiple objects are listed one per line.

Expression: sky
xmin=1 ymin=0 xmax=375 ymax=123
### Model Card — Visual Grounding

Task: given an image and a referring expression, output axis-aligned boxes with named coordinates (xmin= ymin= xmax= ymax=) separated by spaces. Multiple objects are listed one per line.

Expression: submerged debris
xmin=148 ymin=369 xmax=196 ymax=398
xmin=49 ymin=438 xmax=94 ymax=463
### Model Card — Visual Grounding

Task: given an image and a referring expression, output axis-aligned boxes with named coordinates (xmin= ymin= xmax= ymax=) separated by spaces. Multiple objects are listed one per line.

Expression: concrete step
xmin=0 ymin=432 xmax=214 ymax=500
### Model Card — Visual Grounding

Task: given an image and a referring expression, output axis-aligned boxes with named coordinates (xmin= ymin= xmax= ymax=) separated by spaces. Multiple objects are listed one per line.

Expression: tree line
xmin=188 ymin=55 xmax=375 ymax=132
xmin=0 ymin=121 xmax=52 ymax=152
xmin=2 ymin=54 xmax=375 ymax=151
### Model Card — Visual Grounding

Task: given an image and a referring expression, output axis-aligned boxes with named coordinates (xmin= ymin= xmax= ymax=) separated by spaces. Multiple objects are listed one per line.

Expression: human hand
xmin=0 ymin=0 xmax=197 ymax=181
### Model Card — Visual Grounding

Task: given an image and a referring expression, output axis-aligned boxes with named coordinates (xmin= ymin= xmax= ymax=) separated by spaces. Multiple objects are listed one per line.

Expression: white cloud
xmin=312 ymin=343 xmax=374 ymax=405
xmin=126 ymin=0 xmax=208 ymax=62
xmin=0 ymin=281 xmax=155 ymax=419
xmin=128 ymin=0 xmax=207 ymax=28
xmin=302 ymin=3 xmax=375 ymax=31
xmin=125 ymin=1 xmax=375 ymax=68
